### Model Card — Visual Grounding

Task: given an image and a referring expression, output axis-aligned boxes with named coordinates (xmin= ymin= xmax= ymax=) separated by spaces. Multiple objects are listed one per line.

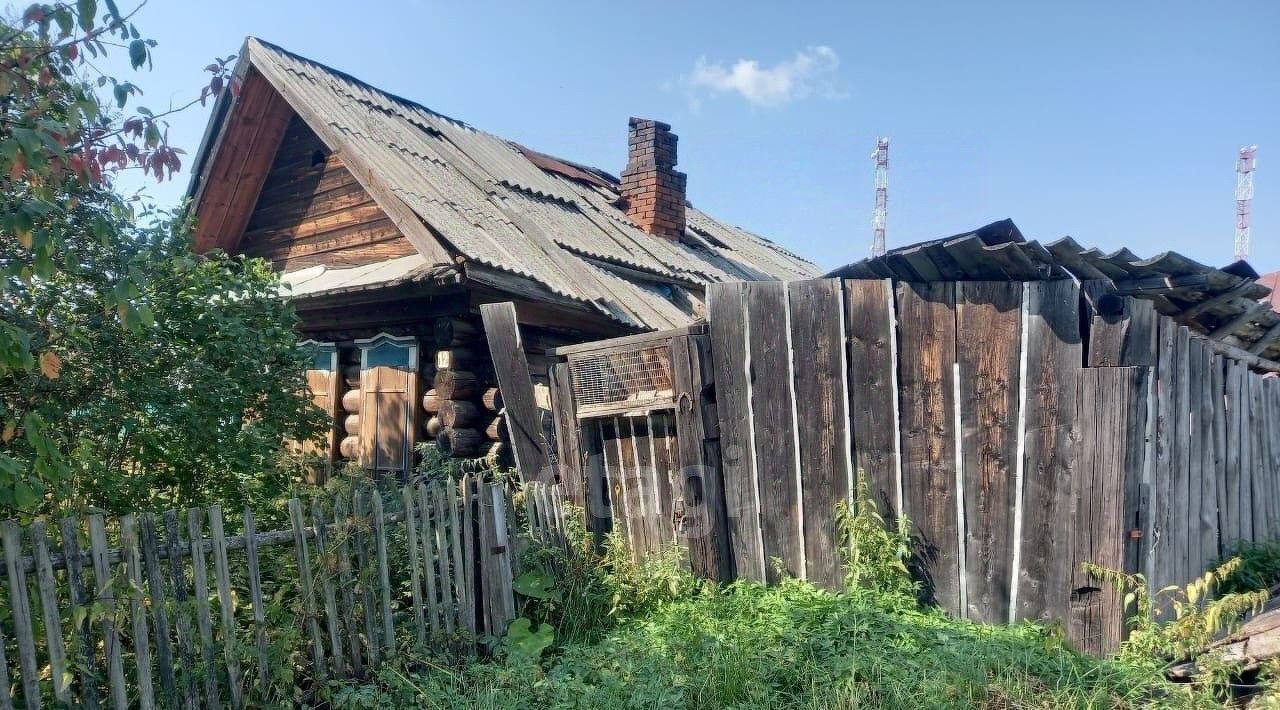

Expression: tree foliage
xmin=0 ymin=3 xmax=322 ymax=517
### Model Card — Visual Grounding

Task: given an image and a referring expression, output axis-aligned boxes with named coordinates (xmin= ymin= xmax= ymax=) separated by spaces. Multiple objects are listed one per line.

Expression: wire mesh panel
xmin=569 ymin=344 xmax=675 ymax=418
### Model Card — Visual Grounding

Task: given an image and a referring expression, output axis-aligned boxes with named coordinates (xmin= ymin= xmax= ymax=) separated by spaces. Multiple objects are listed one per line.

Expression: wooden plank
xmin=310 ymin=499 xmax=345 ymax=677
xmin=548 ymin=362 xmax=585 ymax=505
xmin=351 ymin=489 xmax=379 ymax=665
xmin=288 ymin=498 xmax=327 ymax=678
xmin=138 ymin=514 xmax=176 ymax=707
xmin=671 ymin=333 xmax=732 ymax=581
xmin=208 ymin=506 xmax=243 ymax=710
xmin=3 ymin=520 xmax=42 ymax=708
xmin=955 ymin=282 xmax=1023 ymax=623
xmin=162 ymin=511 xmax=197 ymax=710
xmin=89 ymin=514 xmax=129 ymax=710
xmin=433 ymin=483 xmax=457 ymax=636
xmin=401 ymin=486 xmax=428 ymax=646
xmin=1250 ymin=372 xmax=1270 ymax=543
xmin=371 ymin=491 xmax=395 ymax=653
xmin=743 ymin=282 xmax=803 ymax=582
xmin=631 ymin=415 xmax=660 ymax=557
xmin=1268 ymin=381 xmax=1280 ymax=543
xmin=30 ymin=520 xmax=71 ymax=704
xmin=617 ymin=417 xmax=647 ymax=558
xmin=707 ymin=281 xmax=764 ymax=582
xmin=787 ymin=278 xmax=851 ymax=591
xmin=1224 ymin=359 xmax=1245 ymax=551
xmin=844 ymin=279 xmax=900 ymax=518
xmin=417 ymin=484 xmax=442 ymax=634
xmin=1185 ymin=337 xmax=1205 ymax=580
xmin=332 ymin=497 xmax=363 ymax=676
xmin=1015 ymin=280 xmax=1081 ymax=623
xmin=1082 ymin=285 xmax=1158 ymax=367
xmin=649 ymin=412 xmax=677 ymax=549
xmin=481 ymin=302 xmax=552 ymax=482
xmin=58 ymin=516 xmax=99 ymax=709
xmin=120 ymin=515 xmax=156 ymax=710
xmin=1239 ymin=365 xmax=1256 ymax=544
xmin=1150 ymin=318 xmax=1178 ymax=596
xmin=488 ymin=483 xmax=516 ymax=629
xmin=0 ymin=590 xmax=12 ymax=710
xmin=895 ymin=281 xmax=961 ymax=615
xmin=460 ymin=475 xmax=478 ymax=641
xmin=600 ymin=418 xmax=632 ymax=550
xmin=1193 ymin=341 xmax=1219 ymax=577
xmin=1211 ymin=355 xmax=1229 ymax=563
xmin=1170 ymin=326 xmax=1192 ymax=587
xmin=1071 ymin=367 xmax=1146 ymax=656
xmin=185 ymin=510 xmax=219 ymax=708
xmin=242 ymin=509 xmax=270 ymax=694
xmin=446 ymin=478 xmax=469 ymax=634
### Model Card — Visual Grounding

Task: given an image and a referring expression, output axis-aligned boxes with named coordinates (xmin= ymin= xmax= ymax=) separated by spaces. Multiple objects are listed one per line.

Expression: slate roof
xmin=191 ymin=38 xmax=819 ymax=331
xmin=828 ymin=219 xmax=1280 ymax=361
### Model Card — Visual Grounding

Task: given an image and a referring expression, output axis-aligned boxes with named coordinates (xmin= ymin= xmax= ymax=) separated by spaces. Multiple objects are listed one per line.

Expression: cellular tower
xmin=1235 ymin=145 xmax=1257 ymax=262
xmin=871 ymin=137 xmax=889 ymax=257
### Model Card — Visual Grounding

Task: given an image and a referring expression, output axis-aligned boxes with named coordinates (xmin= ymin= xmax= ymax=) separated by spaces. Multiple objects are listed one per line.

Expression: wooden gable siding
xmin=238 ymin=116 xmax=416 ymax=270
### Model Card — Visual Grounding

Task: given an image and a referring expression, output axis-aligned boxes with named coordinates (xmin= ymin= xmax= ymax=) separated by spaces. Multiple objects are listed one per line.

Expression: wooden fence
xmin=538 ymin=277 xmax=1280 ymax=655
xmin=0 ymin=475 xmax=541 ymax=709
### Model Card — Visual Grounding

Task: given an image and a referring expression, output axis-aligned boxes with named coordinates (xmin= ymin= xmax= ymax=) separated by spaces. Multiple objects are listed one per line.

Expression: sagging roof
xmin=828 ymin=219 xmax=1280 ymax=361
xmin=188 ymin=38 xmax=820 ymax=331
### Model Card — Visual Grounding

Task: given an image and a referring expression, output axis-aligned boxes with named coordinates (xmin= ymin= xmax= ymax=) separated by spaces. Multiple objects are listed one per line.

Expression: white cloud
xmin=680 ymin=46 xmax=846 ymax=108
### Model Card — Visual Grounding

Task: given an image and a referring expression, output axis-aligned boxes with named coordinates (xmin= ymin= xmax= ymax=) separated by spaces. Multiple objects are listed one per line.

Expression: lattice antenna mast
xmin=1235 ymin=145 xmax=1257 ymax=261
xmin=871 ymin=137 xmax=889 ymax=257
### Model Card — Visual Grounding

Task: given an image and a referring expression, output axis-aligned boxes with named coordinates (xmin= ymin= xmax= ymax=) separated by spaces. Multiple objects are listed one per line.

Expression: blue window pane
xmin=364 ymin=341 xmax=411 ymax=368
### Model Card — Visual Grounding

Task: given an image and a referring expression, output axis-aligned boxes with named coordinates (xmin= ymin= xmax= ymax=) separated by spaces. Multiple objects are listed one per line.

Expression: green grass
xmin=331 ymin=577 xmax=1220 ymax=709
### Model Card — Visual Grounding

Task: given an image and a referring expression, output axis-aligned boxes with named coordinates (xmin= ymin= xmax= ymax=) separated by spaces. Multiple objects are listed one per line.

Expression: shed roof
xmin=828 ymin=219 xmax=1280 ymax=360
xmin=188 ymin=38 xmax=820 ymax=331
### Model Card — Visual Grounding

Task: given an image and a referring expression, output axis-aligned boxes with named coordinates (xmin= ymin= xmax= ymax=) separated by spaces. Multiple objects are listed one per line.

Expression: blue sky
xmin=108 ymin=0 xmax=1278 ymax=272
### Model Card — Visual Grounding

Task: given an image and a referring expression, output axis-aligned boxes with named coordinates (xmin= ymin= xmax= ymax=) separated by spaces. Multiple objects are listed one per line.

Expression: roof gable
xmin=188 ymin=38 xmax=821 ymax=330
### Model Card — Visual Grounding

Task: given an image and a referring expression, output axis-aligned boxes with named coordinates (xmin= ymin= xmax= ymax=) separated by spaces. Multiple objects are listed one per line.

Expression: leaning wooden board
xmin=481 ymin=302 xmax=552 ymax=482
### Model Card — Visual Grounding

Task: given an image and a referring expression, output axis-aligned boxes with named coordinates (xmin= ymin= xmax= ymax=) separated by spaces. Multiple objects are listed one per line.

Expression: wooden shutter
xmin=356 ymin=334 xmax=419 ymax=475
xmin=297 ymin=341 xmax=340 ymax=483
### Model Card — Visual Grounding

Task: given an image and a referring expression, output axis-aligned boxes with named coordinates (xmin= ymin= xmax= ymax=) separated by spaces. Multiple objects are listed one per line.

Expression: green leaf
xmin=76 ymin=0 xmax=97 ymax=31
xmin=504 ymin=616 xmax=554 ymax=662
xmin=12 ymin=481 xmax=39 ymax=510
xmin=512 ymin=569 xmax=558 ymax=600
xmin=128 ymin=39 xmax=147 ymax=69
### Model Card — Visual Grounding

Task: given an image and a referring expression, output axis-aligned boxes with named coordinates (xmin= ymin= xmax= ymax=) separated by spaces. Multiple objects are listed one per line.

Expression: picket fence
xmin=0 ymin=477 xmax=568 ymax=709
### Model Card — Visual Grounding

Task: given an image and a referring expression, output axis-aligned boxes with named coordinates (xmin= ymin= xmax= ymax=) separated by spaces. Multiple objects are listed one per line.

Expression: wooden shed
xmin=531 ymin=219 xmax=1280 ymax=654
xmin=185 ymin=38 xmax=819 ymax=479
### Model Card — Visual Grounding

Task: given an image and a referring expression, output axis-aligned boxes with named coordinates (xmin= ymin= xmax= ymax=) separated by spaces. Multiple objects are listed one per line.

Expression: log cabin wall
xmin=238 ymin=116 xmax=416 ymax=271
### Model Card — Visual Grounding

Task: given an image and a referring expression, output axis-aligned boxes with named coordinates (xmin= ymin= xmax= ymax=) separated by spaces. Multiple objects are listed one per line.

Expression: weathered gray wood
xmin=1250 ymin=372 xmax=1270 ymax=543
xmin=1211 ymin=355 xmax=1229 ymax=562
xmin=650 ymin=413 xmax=678 ymax=550
xmin=1071 ymin=367 xmax=1146 ymax=656
xmin=743 ymin=282 xmax=803 ymax=582
xmin=476 ymin=479 xmax=496 ymax=636
xmin=288 ymin=498 xmax=327 ymax=679
xmin=481 ymin=302 xmax=552 ymax=481
xmin=1016 ymin=280 xmax=1081 ymax=624
xmin=208 ymin=506 xmax=243 ymax=710
xmin=3 ymin=520 xmax=42 ymax=708
xmin=433 ymin=483 xmax=457 ymax=636
xmin=620 ymin=417 xmax=652 ymax=558
xmin=844 ymin=278 xmax=900 ymax=518
xmin=460 ymin=474 xmax=478 ymax=640
xmin=1171 ymin=326 xmax=1192 ymax=589
xmin=548 ymin=362 xmax=585 ymax=506
xmin=600 ymin=418 xmax=633 ymax=550
xmin=120 ymin=515 xmax=155 ymax=710
xmin=0 ymin=587 xmax=13 ymax=710
xmin=1223 ymin=359 xmax=1244 ymax=551
xmin=671 ymin=333 xmax=731 ymax=581
xmin=59 ymin=516 xmax=100 ymax=709
xmin=371 ymin=491 xmax=395 ymax=653
xmin=352 ymin=489 xmax=379 ymax=665
xmin=489 ymin=483 xmax=516 ymax=628
xmin=895 ymin=281 xmax=961 ymax=615
xmin=162 ymin=510 xmax=197 ymax=710
xmin=580 ymin=422 xmax=610 ymax=544
xmin=1193 ymin=341 xmax=1219 ymax=577
xmin=1185 ymin=337 xmax=1205 ymax=581
xmin=416 ymin=484 xmax=442 ymax=634
xmin=1239 ymin=366 xmax=1256 ymax=543
xmin=242 ymin=508 xmax=270 ymax=694
xmin=137 ymin=514 xmax=176 ymax=707
xmin=1082 ymin=285 xmax=1157 ymax=367
xmin=89 ymin=514 xmax=129 ymax=710
xmin=956 ymin=281 xmax=1023 ymax=623
xmin=310 ymin=499 xmax=345 ymax=677
xmin=1268 ymin=381 xmax=1280 ymax=540
xmin=30 ymin=520 xmax=70 ymax=705
xmin=446 ymin=478 xmax=469 ymax=634
xmin=1150 ymin=318 xmax=1178 ymax=597
xmin=631 ymin=416 xmax=661 ymax=558
xmin=185 ymin=509 xmax=219 ymax=708
xmin=707 ymin=281 xmax=764 ymax=582
xmin=332 ymin=496 xmax=363 ymax=676
xmin=401 ymin=486 xmax=428 ymax=646
xmin=787 ymin=278 xmax=851 ymax=591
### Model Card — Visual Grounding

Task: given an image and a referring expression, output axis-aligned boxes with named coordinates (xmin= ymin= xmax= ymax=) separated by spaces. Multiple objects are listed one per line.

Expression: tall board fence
xmin=0 ymin=475 xmax=564 ymax=709
xmin=539 ymin=277 xmax=1280 ymax=655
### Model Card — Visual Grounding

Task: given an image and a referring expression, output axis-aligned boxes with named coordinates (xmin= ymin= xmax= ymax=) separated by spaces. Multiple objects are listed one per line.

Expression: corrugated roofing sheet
xmin=236 ymin=38 xmax=821 ymax=330
xmin=828 ymin=219 xmax=1280 ymax=361
xmin=281 ymin=254 xmax=431 ymax=298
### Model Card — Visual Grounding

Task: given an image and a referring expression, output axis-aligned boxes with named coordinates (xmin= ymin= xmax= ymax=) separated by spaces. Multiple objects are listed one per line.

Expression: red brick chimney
xmin=620 ymin=117 xmax=686 ymax=240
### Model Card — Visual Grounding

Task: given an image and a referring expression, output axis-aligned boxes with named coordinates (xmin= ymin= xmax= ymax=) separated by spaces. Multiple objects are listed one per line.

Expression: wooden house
xmin=185 ymin=38 xmax=819 ymax=478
